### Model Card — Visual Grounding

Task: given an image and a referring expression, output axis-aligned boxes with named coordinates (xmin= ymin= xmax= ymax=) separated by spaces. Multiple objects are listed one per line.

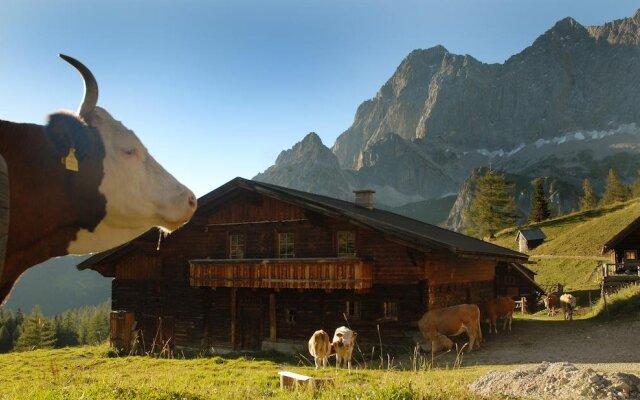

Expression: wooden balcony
xmin=189 ymin=257 xmax=373 ymax=291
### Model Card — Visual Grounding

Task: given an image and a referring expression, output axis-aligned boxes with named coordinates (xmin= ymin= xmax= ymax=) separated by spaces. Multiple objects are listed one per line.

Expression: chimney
xmin=353 ymin=190 xmax=376 ymax=210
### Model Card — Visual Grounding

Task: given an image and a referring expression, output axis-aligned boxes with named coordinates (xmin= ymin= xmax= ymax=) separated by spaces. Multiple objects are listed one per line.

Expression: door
xmin=237 ymin=290 xmax=263 ymax=350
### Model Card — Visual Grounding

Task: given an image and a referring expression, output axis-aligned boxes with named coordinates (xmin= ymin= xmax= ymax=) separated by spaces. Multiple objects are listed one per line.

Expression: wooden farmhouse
xmin=79 ymin=178 xmax=533 ymax=354
xmin=515 ymin=228 xmax=546 ymax=253
xmin=601 ymin=217 xmax=640 ymax=293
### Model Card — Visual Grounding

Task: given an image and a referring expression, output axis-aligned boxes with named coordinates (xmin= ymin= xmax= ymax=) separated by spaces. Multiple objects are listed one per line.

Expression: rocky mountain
xmin=255 ymin=10 xmax=640 ymax=229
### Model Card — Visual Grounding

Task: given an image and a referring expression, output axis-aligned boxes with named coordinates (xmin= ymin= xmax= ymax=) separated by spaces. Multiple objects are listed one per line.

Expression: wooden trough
xmin=278 ymin=371 xmax=334 ymax=391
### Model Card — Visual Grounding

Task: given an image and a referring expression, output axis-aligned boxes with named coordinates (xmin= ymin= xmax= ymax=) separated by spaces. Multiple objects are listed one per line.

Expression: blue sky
xmin=1 ymin=1 xmax=638 ymax=197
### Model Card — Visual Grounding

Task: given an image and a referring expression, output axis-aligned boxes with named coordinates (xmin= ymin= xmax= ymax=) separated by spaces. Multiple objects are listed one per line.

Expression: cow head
xmin=333 ymin=327 xmax=357 ymax=347
xmin=45 ymin=54 xmax=197 ymax=253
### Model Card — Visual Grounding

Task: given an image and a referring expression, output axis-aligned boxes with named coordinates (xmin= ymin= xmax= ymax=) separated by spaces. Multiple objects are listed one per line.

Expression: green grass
xmin=0 ymin=344 xmax=499 ymax=400
xmin=589 ymin=284 xmax=640 ymax=320
xmin=490 ymin=199 xmax=640 ymax=292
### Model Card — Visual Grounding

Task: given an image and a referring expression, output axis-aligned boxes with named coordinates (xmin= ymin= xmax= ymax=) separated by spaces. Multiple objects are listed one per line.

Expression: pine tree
xmin=54 ymin=312 xmax=79 ymax=348
xmin=0 ymin=325 xmax=12 ymax=353
xmin=630 ymin=169 xmax=640 ymax=199
xmin=464 ymin=169 xmax=519 ymax=239
xmin=14 ymin=306 xmax=56 ymax=351
xmin=579 ymin=178 xmax=598 ymax=211
xmin=600 ymin=169 xmax=628 ymax=206
xmin=87 ymin=310 xmax=109 ymax=344
xmin=528 ymin=178 xmax=551 ymax=223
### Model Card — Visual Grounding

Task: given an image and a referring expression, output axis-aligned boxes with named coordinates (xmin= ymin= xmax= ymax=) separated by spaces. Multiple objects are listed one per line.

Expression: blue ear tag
xmin=63 ymin=148 xmax=79 ymax=172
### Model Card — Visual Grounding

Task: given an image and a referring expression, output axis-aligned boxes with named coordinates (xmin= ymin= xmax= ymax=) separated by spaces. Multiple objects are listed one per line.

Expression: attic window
xmin=278 ymin=232 xmax=295 ymax=258
xmin=624 ymin=250 xmax=637 ymax=260
xmin=229 ymin=233 xmax=246 ymax=259
xmin=337 ymin=231 xmax=356 ymax=257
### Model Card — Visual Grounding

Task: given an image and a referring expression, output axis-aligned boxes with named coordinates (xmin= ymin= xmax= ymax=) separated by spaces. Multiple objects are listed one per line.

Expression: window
xmin=345 ymin=300 xmax=361 ymax=320
xmin=229 ymin=233 xmax=246 ymax=259
xmin=624 ymin=250 xmax=637 ymax=260
xmin=278 ymin=232 xmax=295 ymax=258
xmin=383 ymin=302 xmax=399 ymax=320
xmin=285 ymin=308 xmax=296 ymax=325
xmin=337 ymin=230 xmax=356 ymax=257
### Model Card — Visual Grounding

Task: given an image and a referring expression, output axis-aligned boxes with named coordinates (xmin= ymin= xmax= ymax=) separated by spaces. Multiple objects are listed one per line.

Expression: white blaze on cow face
xmin=67 ymin=107 xmax=196 ymax=253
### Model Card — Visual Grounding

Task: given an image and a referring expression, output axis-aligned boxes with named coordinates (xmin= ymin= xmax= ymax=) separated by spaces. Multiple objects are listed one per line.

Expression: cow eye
xmin=123 ymin=148 xmax=137 ymax=157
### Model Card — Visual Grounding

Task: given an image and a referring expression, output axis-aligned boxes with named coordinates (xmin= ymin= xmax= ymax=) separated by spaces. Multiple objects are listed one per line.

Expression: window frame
xmin=345 ymin=300 xmax=361 ymax=320
xmin=228 ymin=232 xmax=246 ymax=259
xmin=624 ymin=250 xmax=637 ymax=261
xmin=337 ymin=230 xmax=357 ymax=257
xmin=382 ymin=301 xmax=399 ymax=321
xmin=277 ymin=232 xmax=295 ymax=258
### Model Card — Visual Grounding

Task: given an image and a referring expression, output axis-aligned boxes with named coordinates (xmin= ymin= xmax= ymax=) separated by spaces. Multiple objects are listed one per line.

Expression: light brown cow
xmin=332 ymin=326 xmax=357 ymax=370
xmin=308 ymin=330 xmax=332 ymax=369
xmin=481 ymin=296 xmax=516 ymax=334
xmin=544 ymin=293 xmax=559 ymax=316
xmin=417 ymin=304 xmax=482 ymax=356
xmin=559 ymin=293 xmax=577 ymax=321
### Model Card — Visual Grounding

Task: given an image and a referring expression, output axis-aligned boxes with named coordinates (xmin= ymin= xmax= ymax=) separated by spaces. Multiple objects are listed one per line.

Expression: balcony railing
xmin=189 ymin=257 xmax=373 ymax=291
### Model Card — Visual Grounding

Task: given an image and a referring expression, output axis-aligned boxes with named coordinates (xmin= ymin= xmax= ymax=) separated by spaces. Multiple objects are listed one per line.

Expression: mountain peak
xmin=587 ymin=9 xmax=640 ymax=45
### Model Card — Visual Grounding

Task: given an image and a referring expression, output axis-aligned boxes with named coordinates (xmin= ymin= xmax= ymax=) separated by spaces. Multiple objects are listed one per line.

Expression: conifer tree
xmin=54 ymin=312 xmax=79 ymax=348
xmin=14 ymin=306 xmax=56 ymax=351
xmin=464 ymin=169 xmax=519 ymax=239
xmin=528 ymin=178 xmax=551 ymax=223
xmin=600 ymin=169 xmax=628 ymax=206
xmin=579 ymin=178 xmax=598 ymax=211
xmin=630 ymin=169 xmax=640 ymax=199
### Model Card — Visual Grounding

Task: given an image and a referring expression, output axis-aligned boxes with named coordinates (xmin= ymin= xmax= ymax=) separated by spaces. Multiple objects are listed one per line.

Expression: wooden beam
xmin=269 ymin=292 xmax=277 ymax=341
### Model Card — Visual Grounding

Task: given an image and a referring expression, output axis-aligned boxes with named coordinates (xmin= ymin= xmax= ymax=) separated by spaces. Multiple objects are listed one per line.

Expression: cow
xmin=481 ymin=296 xmax=515 ymax=334
xmin=417 ymin=304 xmax=482 ymax=356
xmin=0 ymin=54 xmax=197 ymax=303
xmin=559 ymin=293 xmax=577 ymax=321
xmin=544 ymin=293 xmax=559 ymax=316
xmin=308 ymin=330 xmax=332 ymax=369
xmin=332 ymin=326 xmax=357 ymax=370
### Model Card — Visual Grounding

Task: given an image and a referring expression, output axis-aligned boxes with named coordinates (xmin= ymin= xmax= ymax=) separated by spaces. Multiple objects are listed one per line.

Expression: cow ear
xmin=44 ymin=113 xmax=91 ymax=161
xmin=352 ymin=332 xmax=358 ymax=338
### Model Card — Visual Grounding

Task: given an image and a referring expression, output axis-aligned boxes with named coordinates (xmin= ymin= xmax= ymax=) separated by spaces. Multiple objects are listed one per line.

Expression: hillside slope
xmin=492 ymin=199 xmax=640 ymax=291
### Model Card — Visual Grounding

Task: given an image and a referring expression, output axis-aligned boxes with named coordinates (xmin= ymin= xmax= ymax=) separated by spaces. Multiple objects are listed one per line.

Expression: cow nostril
xmin=187 ymin=193 xmax=197 ymax=209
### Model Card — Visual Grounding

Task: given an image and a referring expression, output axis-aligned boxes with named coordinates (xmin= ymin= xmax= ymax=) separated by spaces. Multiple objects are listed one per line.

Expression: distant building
xmin=516 ymin=228 xmax=546 ymax=253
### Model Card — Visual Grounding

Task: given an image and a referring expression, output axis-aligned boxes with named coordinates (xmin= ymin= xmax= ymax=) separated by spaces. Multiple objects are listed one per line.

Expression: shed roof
xmin=79 ymin=177 xmax=527 ymax=270
xmin=516 ymin=228 xmax=546 ymax=242
xmin=602 ymin=215 xmax=640 ymax=254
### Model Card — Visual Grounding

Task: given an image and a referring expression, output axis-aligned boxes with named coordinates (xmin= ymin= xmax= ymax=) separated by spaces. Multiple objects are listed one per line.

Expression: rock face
xmin=256 ymin=10 xmax=640 ymax=229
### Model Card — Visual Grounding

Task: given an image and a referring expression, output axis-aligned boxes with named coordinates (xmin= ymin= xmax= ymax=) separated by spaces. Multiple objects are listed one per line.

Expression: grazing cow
xmin=559 ymin=293 xmax=577 ymax=321
xmin=418 ymin=304 xmax=482 ymax=356
xmin=0 ymin=54 xmax=197 ymax=303
xmin=308 ymin=330 xmax=332 ymax=369
xmin=332 ymin=326 xmax=357 ymax=370
xmin=481 ymin=296 xmax=516 ymax=334
xmin=544 ymin=293 xmax=559 ymax=316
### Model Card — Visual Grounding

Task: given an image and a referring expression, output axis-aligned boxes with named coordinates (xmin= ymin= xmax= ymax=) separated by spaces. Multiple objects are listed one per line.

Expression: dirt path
xmin=452 ymin=315 xmax=640 ymax=373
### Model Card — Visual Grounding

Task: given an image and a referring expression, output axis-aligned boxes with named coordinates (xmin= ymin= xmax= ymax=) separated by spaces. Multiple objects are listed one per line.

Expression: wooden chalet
xmin=601 ymin=217 xmax=640 ymax=293
xmin=79 ymin=178 xmax=531 ymax=354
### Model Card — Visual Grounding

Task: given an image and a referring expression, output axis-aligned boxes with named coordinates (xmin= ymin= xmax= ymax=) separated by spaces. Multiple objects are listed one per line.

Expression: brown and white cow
xmin=559 ymin=293 xmax=577 ymax=321
xmin=308 ymin=330 xmax=332 ymax=369
xmin=418 ymin=304 xmax=482 ymax=356
xmin=544 ymin=293 xmax=559 ymax=316
xmin=481 ymin=296 xmax=515 ymax=334
xmin=332 ymin=326 xmax=357 ymax=370
xmin=0 ymin=54 xmax=196 ymax=303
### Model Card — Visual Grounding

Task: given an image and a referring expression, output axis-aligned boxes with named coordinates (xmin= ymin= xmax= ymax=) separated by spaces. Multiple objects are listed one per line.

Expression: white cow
xmin=332 ymin=326 xmax=357 ymax=370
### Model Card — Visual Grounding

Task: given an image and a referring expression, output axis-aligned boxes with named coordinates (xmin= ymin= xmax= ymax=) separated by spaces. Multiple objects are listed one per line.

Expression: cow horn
xmin=59 ymin=54 xmax=99 ymax=118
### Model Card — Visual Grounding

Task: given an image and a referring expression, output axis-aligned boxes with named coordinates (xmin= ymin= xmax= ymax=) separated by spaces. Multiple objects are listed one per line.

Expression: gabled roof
xmin=602 ymin=216 xmax=640 ymax=254
xmin=516 ymin=228 xmax=546 ymax=242
xmin=79 ymin=177 xmax=527 ymax=271
xmin=199 ymin=178 xmax=527 ymax=260
xmin=511 ymin=262 xmax=545 ymax=294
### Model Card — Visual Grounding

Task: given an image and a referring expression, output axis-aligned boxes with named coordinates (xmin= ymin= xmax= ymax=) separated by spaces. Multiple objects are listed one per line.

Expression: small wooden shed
xmin=516 ymin=228 xmax=546 ymax=253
